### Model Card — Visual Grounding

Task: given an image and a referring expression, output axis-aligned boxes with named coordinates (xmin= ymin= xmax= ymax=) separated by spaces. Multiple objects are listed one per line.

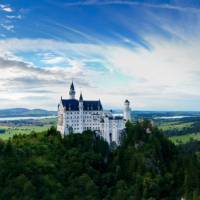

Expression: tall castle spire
xmin=69 ymin=81 xmax=75 ymax=99
xmin=79 ymin=92 xmax=83 ymax=101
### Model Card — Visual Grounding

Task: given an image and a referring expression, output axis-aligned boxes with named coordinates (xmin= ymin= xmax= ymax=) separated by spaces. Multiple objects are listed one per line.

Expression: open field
xmin=159 ymin=122 xmax=193 ymax=131
xmin=169 ymin=133 xmax=200 ymax=144
xmin=156 ymin=116 xmax=200 ymax=144
xmin=0 ymin=117 xmax=57 ymax=140
xmin=0 ymin=125 xmax=52 ymax=140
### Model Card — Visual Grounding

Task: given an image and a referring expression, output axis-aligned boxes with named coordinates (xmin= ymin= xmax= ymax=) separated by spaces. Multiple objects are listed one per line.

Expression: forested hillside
xmin=0 ymin=121 xmax=199 ymax=200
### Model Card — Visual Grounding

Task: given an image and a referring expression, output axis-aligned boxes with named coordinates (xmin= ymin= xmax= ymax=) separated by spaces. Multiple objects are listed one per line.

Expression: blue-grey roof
xmin=62 ymin=99 xmax=79 ymax=111
xmin=61 ymin=99 xmax=103 ymax=111
xmin=83 ymin=101 xmax=102 ymax=111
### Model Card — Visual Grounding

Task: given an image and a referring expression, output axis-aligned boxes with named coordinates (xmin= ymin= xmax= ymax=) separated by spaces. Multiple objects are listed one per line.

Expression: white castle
xmin=57 ymin=82 xmax=131 ymax=145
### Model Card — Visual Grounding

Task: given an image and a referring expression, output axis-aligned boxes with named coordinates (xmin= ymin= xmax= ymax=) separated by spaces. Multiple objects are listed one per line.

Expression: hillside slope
xmin=0 ymin=122 xmax=199 ymax=199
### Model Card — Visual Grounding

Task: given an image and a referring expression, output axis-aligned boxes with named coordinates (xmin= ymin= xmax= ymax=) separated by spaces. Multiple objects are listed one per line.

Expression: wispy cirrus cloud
xmin=0 ymin=4 xmax=23 ymax=33
xmin=62 ymin=0 xmax=200 ymax=13
xmin=6 ymin=15 xmax=22 ymax=19
xmin=42 ymin=56 xmax=65 ymax=65
xmin=0 ymin=23 xmax=14 ymax=31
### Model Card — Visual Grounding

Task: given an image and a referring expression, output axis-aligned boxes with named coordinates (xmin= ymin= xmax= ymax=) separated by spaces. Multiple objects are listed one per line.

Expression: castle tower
xmin=69 ymin=82 xmax=75 ymax=99
xmin=79 ymin=92 xmax=84 ymax=133
xmin=123 ymin=99 xmax=131 ymax=121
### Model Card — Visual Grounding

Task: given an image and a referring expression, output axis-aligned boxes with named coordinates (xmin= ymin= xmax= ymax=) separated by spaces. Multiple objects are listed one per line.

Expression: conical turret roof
xmin=70 ymin=81 xmax=75 ymax=91
xmin=79 ymin=92 xmax=83 ymax=101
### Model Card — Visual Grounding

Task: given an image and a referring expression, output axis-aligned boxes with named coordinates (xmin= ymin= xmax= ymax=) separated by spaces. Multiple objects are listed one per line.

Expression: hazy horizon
xmin=1 ymin=0 xmax=200 ymax=111
xmin=1 ymin=107 xmax=200 ymax=113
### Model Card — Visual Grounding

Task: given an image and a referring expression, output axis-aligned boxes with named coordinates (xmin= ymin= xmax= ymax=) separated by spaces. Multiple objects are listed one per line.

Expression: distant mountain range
xmin=0 ymin=108 xmax=200 ymax=119
xmin=0 ymin=108 xmax=56 ymax=118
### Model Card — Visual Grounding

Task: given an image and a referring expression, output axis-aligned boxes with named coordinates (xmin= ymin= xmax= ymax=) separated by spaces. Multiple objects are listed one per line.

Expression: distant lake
xmin=154 ymin=116 xmax=194 ymax=119
xmin=0 ymin=116 xmax=57 ymax=121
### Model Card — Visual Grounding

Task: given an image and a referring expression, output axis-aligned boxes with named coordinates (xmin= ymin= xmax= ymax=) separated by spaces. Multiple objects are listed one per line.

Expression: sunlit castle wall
xmin=57 ymin=82 xmax=131 ymax=145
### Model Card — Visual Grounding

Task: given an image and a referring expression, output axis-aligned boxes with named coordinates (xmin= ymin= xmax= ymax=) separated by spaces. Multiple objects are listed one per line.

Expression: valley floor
xmin=0 ymin=113 xmax=200 ymax=145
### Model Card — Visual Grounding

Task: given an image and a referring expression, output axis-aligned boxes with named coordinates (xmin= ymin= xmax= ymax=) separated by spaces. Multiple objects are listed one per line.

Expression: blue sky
xmin=0 ymin=0 xmax=200 ymax=111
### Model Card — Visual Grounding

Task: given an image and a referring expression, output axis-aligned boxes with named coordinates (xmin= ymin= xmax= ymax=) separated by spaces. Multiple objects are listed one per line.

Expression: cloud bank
xmin=0 ymin=35 xmax=200 ymax=110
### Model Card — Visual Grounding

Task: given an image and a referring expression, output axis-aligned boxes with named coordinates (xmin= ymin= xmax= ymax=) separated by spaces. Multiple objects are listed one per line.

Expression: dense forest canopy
xmin=0 ymin=121 xmax=199 ymax=200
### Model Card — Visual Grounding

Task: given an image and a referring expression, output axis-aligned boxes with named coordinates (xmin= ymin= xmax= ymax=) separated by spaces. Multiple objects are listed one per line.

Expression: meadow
xmin=157 ymin=117 xmax=200 ymax=144
xmin=0 ymin=126 xmax=51 ymax=140
xmin=0 ymin=117 xmax=57 ymax=140
xmin=159 ymin=121 xmax=193 ymax=131
xmin=169 ymin=133 xmax=200 ymax=144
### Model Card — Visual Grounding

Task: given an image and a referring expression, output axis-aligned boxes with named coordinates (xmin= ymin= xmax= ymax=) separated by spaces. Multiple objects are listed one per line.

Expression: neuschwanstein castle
xmin=57 ymin=82 xmax=131 ymax=145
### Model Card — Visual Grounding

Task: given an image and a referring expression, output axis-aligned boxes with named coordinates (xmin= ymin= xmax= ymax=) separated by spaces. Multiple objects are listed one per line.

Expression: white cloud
xmin=0 ymin=24 xmax=14 ymax=31
xmin=42 ymin=56 xmax=65 ymax=65
xmin=107 ymin=43 xmax=188 ymax=86
xmin=6 ymin=15 xmax=22 ymax=19
xmin=0 ymin=4 xmax=13 ymax=13
xmin=0 ymin=54 xmax=94 ymax=109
